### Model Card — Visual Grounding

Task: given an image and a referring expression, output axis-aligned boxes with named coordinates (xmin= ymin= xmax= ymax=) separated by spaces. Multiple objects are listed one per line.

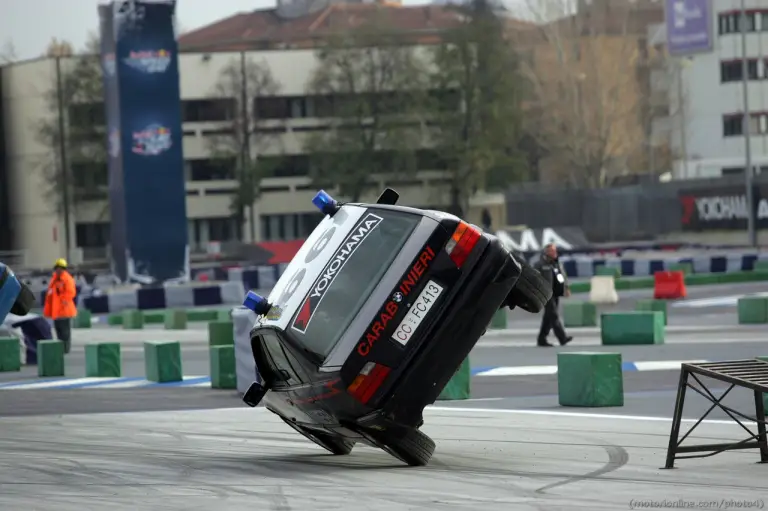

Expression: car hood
xmin=258 ymin=205 xmax=373 ymax=330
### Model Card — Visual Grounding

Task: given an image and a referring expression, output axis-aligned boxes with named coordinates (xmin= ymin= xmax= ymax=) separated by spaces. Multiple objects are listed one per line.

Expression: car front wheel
xmin=367 ymin=425 xmax=436 ymax=467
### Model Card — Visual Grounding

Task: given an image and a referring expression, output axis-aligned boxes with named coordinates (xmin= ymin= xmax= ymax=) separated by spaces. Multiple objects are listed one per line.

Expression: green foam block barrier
xmin=595 ymin=265 xmax=621 ymax=278
xmin=210 ymin=345 xmax=236 ymax=389
xmin=737 ymin=297 xmax=768 ymax=324
xmin=438 ymin=357 xmax=470 ymax=400
xmin=217 ymin=309 xmax=232 ymax=321
xmin=187 ymin=309 xmax=219 ymax=322
xmin=0 ymin=337 xmax=21 ymax=372
xmin=635 ymin=299 xmax=668 ymax=325
xmin=753 ymin=261 xmax=768 ymax=272
xmin=164 ymin=309 xmax=187 ymax=330
xmin=143 ymin=312 xmax=165 ymax=325
xmin=563 ymin=301 xmax=597 ymax=327
xmin=144 ymin=341 xmax=182 ymax=383
xmin=107 ymin=314 xmax=123 ymax=326
xmin=122 ymin=310 xmax=144 ymax=330
xmin=208 ymin=320 xmax=234 ymax=347
xmin=38 ymin=340 xmax=65 ymax=377
xmin=557 ymin=352 xmax=624 ymax=407
xmin=73 ymin=309 xmax=92 ymax=329
xmin=85 ymin=343 xmax=121 ymax=377
xmin=489 ymin=309 xmax=507 ymax=329
xmin=600 ymin=311 xmax=665 ymax=345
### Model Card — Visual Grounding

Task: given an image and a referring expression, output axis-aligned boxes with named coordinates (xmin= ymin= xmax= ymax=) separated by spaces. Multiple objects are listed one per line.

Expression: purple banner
xmin=665 ymin=0 xmax=712 ymax=55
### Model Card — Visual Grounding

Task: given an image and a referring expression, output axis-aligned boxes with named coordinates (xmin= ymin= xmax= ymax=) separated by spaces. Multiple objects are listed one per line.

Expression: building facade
xmin=0 ymin=48 xmax=456 ymax=269
xmin=651 ymin=0 xmax=768 ymax=179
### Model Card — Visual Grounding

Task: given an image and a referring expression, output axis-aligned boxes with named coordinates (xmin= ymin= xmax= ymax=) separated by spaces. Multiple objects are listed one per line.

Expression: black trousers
xmin=538 ymin=296 xmax=568 ymax=343
xmin=53 ymin=318 xmax=72 ymax=353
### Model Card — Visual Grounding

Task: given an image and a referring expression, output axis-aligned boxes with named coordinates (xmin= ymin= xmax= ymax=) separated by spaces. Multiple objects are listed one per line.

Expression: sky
xmin=1 ymin=0 xmax=529 ymax=62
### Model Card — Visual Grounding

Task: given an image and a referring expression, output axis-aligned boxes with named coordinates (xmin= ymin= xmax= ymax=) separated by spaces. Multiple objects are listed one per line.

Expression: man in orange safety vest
xmin=43 ymin=258 xmax=77 ymax=353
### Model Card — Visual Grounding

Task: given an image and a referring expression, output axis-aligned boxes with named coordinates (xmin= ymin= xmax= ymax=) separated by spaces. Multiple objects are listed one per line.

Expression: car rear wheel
xmin=369 ymin=426 xmax=436 ymax=467
xmin=281 ymin=418 xmax=355 ymax=455
xmin=504 ymin=256 xmax=552 ymax=313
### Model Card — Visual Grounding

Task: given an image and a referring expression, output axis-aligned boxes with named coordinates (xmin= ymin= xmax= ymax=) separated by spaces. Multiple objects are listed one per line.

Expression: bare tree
xmin=0 ymin=39 xmax=17 ymax=64
xmin=207 ymin=54 xmax=281 ymax=241
xmin=517 ymin=0 xmax=648 ymax=188
xmin=35 ymin=34 xmax=106 ymax=218
xmin=302 ymin=14 xmax=428 ymax=202
xmin=427 ymin=0 xmax=530 ymax=216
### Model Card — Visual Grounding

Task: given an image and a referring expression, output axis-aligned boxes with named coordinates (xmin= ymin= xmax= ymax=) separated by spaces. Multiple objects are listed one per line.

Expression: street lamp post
xmin=740 ymin=0 xmax=756 ymax=246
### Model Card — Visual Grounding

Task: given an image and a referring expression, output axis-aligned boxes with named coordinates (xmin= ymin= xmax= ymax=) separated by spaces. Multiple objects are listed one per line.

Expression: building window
xmin=182 ymin=99 xmax=235 ymax=123
xmin=723 ymin=114 xmax=743 ymax=137
xmin=722 ymin=113 xmax=768 ymax=137
xmin=185 ymin=158 xmax=236 ymax=181
xmin=720 ymin=59 xmax=761 ymax=82
xmin=68 ymin=103 xmax=105 ymax=128
xmin=260 ymin=213 xmax=323 ymax=241
xmin=190 ymin=217 xmax=238 ymax=249
xmin=260 ymin=155 xmax=309 ymax=177
xmin=254 ymin=97 xmax=289 ymax=120
xmin=719 ymin=10 xmax=768 ymax=34
xmin=75 ymin=222 xmax=110 ymax=248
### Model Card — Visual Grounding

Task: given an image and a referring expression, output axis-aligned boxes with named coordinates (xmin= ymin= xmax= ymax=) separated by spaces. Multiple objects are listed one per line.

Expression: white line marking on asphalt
xmin=0 ymin=377 xmax=118 ymax=390
xmin=631 ymin=360 xmax=707 ymax=371
xmin=426 ymin=406 xmax=754 ymax=426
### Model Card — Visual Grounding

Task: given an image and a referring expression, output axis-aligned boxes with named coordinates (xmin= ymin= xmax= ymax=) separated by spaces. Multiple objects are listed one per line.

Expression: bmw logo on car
xmin=392 ymin=292 xmax=403 ymax=303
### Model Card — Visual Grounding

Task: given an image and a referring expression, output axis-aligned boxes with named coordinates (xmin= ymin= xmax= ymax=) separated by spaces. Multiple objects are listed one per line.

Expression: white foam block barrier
xmin=589 ymin=275 xmax=619 ymax=304
xmin=233 ymin=306 xmax=258 ymax=395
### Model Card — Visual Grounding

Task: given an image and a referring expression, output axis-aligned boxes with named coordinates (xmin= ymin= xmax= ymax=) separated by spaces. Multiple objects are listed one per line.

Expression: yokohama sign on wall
xmin=679 ymin=186 xmax=768 ymax=231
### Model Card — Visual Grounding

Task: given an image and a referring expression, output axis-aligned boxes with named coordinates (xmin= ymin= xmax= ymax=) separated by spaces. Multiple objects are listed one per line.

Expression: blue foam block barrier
xmin=137 ymin=287 xmax=166 ymax=310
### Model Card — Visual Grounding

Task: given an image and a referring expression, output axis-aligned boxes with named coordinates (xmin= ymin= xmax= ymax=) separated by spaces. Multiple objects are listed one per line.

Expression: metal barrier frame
xmin=664 ymin=359 xmax=768 ymax=469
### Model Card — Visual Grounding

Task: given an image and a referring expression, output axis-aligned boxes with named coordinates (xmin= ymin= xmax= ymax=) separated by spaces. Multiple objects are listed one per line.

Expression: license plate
xmin=391 ymin=280 xmax=444 ymax=346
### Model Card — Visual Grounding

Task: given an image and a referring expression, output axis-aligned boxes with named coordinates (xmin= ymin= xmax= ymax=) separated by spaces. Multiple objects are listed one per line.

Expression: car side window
xmin=260 ymin=331 xmax=304 ymax=387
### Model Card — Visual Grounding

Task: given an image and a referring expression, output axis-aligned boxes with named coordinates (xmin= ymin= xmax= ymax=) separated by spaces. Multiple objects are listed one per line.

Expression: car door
xmin=259 ymin=330 xmax=318 ymax=424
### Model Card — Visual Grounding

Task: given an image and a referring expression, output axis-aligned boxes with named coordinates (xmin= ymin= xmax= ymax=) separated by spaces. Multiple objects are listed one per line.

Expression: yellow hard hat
xmin=54 ymin=258 xmax=67 ymax=268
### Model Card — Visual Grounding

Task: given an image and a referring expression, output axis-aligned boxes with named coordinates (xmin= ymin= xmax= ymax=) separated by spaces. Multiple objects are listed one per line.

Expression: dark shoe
xmin=559 ymin=336 xmax=573 ymax=346
xmin=537 ymin=339 xmax=553 ymax=347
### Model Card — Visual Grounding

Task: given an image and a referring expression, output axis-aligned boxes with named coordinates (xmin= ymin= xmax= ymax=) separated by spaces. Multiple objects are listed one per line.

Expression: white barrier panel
xmin=232 ymin=306 xmax=258 ymax=395
xmin=589 ymin=276 xmax=619 ymax=304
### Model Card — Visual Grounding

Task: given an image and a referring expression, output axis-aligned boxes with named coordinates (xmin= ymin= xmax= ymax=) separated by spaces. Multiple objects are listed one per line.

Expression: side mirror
xmin=376 ymin=188 xmax=399 ymax=205
xmin=242 ymin=381 xmax=268 ymax=407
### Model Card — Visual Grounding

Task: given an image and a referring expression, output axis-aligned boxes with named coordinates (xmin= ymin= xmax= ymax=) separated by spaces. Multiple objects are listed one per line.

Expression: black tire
xmin=282 ymin=418 xmax=355 ymax=455
xmin=505 ymin=256 xmax=552 ymax=313
xmin=370 ymin=426 xmax=436 ymax=467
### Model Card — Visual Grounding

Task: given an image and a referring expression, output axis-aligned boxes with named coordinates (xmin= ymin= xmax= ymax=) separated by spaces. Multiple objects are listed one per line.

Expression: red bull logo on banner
xmin=131 ymin=124 xmax=171 ymax=156
xmin=123 ymin=49 xmax=171 ymax=73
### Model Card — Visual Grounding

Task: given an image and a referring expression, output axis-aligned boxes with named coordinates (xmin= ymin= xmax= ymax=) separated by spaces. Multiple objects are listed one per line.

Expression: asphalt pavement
xmin=0 ymin=280 xmax=766 ymax=420
xmin=4 ymin=406 xmax=765 ymax=510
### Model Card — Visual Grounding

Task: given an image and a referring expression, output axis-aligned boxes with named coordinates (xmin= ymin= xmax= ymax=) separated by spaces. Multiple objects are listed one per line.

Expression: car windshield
xmin=293 ymin=208 xmax=421 ymax=359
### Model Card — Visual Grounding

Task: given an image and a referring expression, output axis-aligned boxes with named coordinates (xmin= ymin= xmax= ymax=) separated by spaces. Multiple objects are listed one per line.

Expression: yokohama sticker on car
xmin=292 ymin=212 xmax=383 ymax=333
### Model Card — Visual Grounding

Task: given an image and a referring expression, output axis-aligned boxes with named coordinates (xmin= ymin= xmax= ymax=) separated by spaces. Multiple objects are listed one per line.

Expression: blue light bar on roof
xmin=243 ymin=290 xmax=272 ymax=315
xmin=312 ymin=189 xmax=339 ymax=216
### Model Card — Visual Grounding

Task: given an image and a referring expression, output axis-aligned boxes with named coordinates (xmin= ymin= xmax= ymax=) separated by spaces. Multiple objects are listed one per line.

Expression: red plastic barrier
xmin=653 ymin=271 xmax=687 ymax=299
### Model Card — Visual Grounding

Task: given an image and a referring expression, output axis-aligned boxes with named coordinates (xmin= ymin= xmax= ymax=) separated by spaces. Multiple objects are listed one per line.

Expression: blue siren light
xmin=312 ymin=189 xmax=339 ymax=215
xmin=244 ymin=290 xmax=272 ymax=315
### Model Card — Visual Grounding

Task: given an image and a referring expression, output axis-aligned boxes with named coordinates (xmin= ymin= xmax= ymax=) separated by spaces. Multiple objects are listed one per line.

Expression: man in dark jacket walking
xmin=534 ymin=243 xmax=573 ymax=347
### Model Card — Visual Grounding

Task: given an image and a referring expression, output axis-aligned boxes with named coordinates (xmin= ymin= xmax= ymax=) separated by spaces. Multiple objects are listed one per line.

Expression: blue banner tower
xmin=98 ymin=0 xmax=188 ymax=283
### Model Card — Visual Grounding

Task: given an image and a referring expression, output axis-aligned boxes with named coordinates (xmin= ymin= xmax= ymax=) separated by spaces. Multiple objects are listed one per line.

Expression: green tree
xmin=302 ymin=15 xmax=428 ymax=202
xmin=428 ymin=0 xmax=529 ymax=216
xmin=35 ymin=34 xmax=107 ymax=226
xmin=206 ymin=54 xmax=281 ymax=241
